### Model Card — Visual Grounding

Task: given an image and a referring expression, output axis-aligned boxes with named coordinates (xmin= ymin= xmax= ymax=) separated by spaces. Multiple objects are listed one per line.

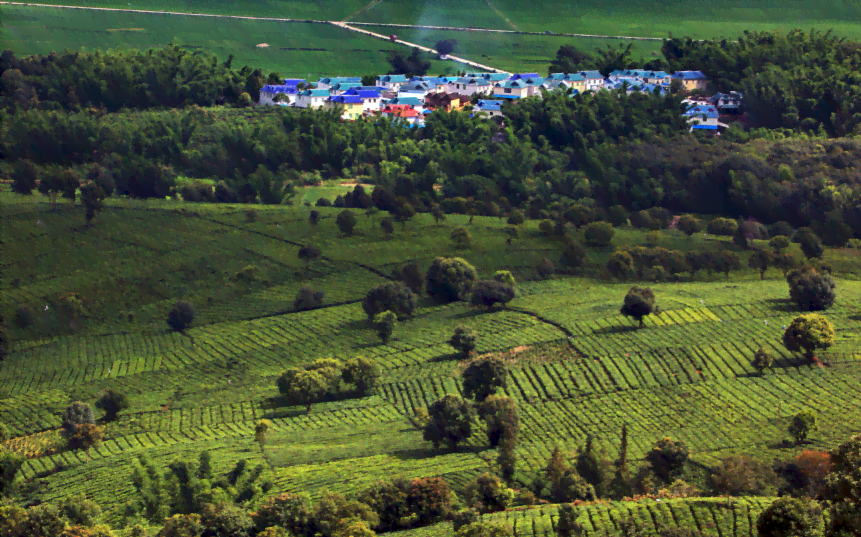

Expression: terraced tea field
xmin=0 ymin=4 xmax=458 ymax=79
xmin=3 ymin=192 xmax=861 ymax=529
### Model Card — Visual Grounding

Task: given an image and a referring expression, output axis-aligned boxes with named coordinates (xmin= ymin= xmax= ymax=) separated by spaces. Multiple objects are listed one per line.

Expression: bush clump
xmin=167 ymin=301 xmax=195 ymax=332
xmin=787 ymin=267 xmax=835 ymax=311
xmin=294 ymin=285 xmax=325 ymax=311
xmin=426 ymin=257 xmax=477 ymax=303
xmin=470 ymin=281 xmax=515 ymax=309
xmin=362 ymin=282 xmax=416 ymax=320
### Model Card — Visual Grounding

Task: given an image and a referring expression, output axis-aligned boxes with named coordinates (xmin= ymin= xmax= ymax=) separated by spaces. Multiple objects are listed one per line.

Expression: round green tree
xmin=462 ymin=356 xmax=508 ymax=403
xmin=449 ymin=325 xmax=478 ymax=358
xmin=423 ymin=394 xmax=474 ymax=450
xmin=751 ymin=347 xmax=773 ymax=376
xmin=374 ymin=310 xmax=397 ymax=343
xmin=788 ymin=411 xmax=817 ymax=444
xmin=426 ymin=257 xmax=477 ymax=302
xmin=756 ymin=497 xmax=822 ymax=537
xmin=621 ymin=286 xmax=656 ymax=328
xmin=782 ymin=314 xmax=835 ymax=361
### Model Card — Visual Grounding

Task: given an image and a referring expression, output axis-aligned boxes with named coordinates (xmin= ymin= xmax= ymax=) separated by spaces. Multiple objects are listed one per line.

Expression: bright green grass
xmin=9 ymin=0 xmax=861 ymax=40
xmin=0 ymin=5 xmax=455 ymax=79
xmin=3 ymin=193 xmax=861 ymax=528
xmin=356 ymin=25 xmax=663 ymax=74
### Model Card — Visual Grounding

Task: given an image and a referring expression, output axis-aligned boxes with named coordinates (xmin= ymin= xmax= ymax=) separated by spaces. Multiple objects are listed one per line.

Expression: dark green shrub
xmin=362 ymin=282 xmax=416 ymax=320
xmin=167 ymin=301 xmax=195 ymax=332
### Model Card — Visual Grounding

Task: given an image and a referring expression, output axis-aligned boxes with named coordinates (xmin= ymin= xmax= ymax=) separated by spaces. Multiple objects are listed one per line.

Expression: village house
xmin=684 ymin=104 xmax=720 ymax=131
xmin=608 ymin=69 xmax=671 ymax=85
xmin=294 ymin=89 xmax=329 ymax=109
xmin=472 ymin=99 xmax=504 ymax=118
xmin=325 ymin=95 xmax=364 ymax=120
xmin=409 ymin=76 xmax=448 ymax=92
xmin=380 ymin=104 xmax=422 ymax=124
xmin=283 ymin=78 xmax=306 ymax=87
xmin=671 ymin=70 xmax=709 ymax=90
xmin=328 ymin=82 xmax=363 ymax=95
xmin=424 ymin=92 xmax=466 ymax=112
xmin=493 ymin=77 xmax=545 ymax=99
xmin=398 ymin=81 xmax=436 ymax=99
xmin=259 ymin=85 xmax=300 ymax=105
xmin=342 ymin=88 xmax=384 ymax=111
xmin=446 ymin=77 xmax=493 ymax=97
xmin=376 ymin=74 xmax=409 ymax=91
xmin=316 ymin=77 xmax=361 ymax=90
xmin=385 ymin=96 xmax=425 ymax=112
xmin=709 ymin=91 xmax=743 ymax=111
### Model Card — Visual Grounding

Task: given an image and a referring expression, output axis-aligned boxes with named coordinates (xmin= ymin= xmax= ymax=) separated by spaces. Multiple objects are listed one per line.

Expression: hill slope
xmin=2 ymin=193 xmax=860 ymax=529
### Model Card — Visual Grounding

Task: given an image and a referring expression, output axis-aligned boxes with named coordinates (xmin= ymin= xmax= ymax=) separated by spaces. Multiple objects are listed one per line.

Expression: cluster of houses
xmin=258 ymin=69 xmax=743 ymax=132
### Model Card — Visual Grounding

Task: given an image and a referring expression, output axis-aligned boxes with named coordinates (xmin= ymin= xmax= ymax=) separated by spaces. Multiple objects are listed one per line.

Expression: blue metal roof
xmin=509 ymin=73 xmax=541 ymax=80
xmin=379 ymin=74 xmax=408 ymax=83
xmin=673 ymin=70 xmax=708 ymax=80
xmin=494 ymin=94 xmax=521 ymax=99
xmin=343 ymin=89 xmax=381 ymax=99
xmin=476 ymin=99 xmax=503 ymax=111
xmin=388 ymin=96 xmax=423 ymax=105
xmin=283 ymin=78 xmax=306 ymax=86
xmin=299 ymin=89 xmax=330 ymax=97
xmin=685 ymin=104 xmax=719 ymax=118
xmin=328 ymin=95 xmax=363 ymax=104
xmin=318 ymin=77 xmax=361 ymax=84
xmin=692 ymin=124 xmax=718 ymax=129
xmin=261 ymin=85 xmax=299 ymax=94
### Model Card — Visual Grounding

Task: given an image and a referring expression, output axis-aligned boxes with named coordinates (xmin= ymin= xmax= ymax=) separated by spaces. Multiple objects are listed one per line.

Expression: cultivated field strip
xmin=504 ymin=368 xmax=861 ymax=470
xmin=16 ymin=398 xmax=405 ymax=479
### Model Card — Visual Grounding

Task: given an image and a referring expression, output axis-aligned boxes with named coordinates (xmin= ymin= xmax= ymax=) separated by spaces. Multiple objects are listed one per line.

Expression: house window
xmin=504 ymin=88 xmax=511 ymax=94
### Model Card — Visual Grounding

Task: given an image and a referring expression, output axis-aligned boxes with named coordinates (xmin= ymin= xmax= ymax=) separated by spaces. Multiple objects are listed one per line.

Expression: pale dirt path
xmin=331 ymin=21 xmax=508 ymax=73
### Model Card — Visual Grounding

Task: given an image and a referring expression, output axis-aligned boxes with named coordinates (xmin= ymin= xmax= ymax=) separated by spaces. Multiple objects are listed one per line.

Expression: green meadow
xmin=356 ymin=25 xmax=663 ymax=74
xmin=0 ymin=5 xmax=458 ymax=79
xmin=9 ymin=0 xmax=861 ymax=39
xmin=3 ymin=190 xmax=861 ymax=530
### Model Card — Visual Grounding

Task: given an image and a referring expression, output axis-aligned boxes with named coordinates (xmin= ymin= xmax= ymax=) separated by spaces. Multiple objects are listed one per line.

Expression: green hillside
xmin=2 ymin=191 xmax=860 ymax=531
xmin=9 ymin=0 xmax=861 ymax=39
xmin=0 ymin=5 xmax=458 ymax=79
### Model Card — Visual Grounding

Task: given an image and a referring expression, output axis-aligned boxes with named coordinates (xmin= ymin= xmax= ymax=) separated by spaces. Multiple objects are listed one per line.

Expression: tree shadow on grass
xmin=763 ymin=298 xmax=801 ymax=313
xmin=391 ymin=444 xmax=488 ymax=461
xmin=591 ymin=325 xmax=638 ymax=336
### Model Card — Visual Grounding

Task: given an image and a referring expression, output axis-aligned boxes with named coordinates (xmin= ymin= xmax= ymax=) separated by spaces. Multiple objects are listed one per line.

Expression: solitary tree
xmin=294 ymin=285 xmax=324 ymax=311
xmin=309 ymin=210 xmax=320 ymax=227
xmin=423 ymin=394 xmax=474 ymax=450
xmin=677 ymin=215 xmax=705 ymax=238
xmin=462 ymin=356 xmax=508 ymax=403
xmin=449 ymin=325 xmax=478 ymax=358
xmin=10 ymin=159 xmax=38 ymax=195
xmin=336 ymin=210 xmax=357 ymax=236
xmin=298 ymin=245 xmax=322 ymax=267
xmin=555 ymin=504 xmax=584 ymax=537
xmin=62 ymin=402 xmax=95 ymax=434
xmin=95 ymin=390 xmax=129 ymax=422
xmin=620 ymin=286 xmax=656 ymax=328
xmin=789 ymin=411 xmax=817 ymax=444
xmin=81 ymin=181 xmax=107 ymax=226
xmin=782 ymin=314 xmax=835 ymax=361
xmin=476 ymin=395 xmax=519 ymax=447
xmin=583 ymin=222 xmax=615 ymax=247
xmin=786 ymin=267 xmax=836 ymax=311
xmin=254 ymin=419 xmax=271 ymax=447
xmin=645 ymin=437 xmax=689 ymax=483
xmin=451 ymin=227 xmax=473 ymax=250
xmin=770 ymin=235 xmax=791 ymax=251
xmin=607 ymin=251 xmax=635 ymax=280
xmin=374 ymin=311 xmax=397 ymax=343
xmin=751 ymin=347 xmax=773 ymax=376
xmin=167 ymin=301 xmax=195 ymax=332
xmin=470 ymin=280 xmax=515 ymax=309
xmin=426 ymin=257 xmax=477 ymax=302
xmin=381 ymin=218 xmax=395 ymax=236
xmin=748 ymin=250 xmax=775 ymax=279
xmin=362 ymin=282 xmax=416 ymax=320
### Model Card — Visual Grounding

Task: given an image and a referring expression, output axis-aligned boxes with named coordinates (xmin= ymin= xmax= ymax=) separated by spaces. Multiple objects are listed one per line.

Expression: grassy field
xmin=0 ymin=4 xmax=458 ymax=79
xmin=8 ymin=0 xmax=861 ymax=39
xmin=356 ymin=25 xmax=663 ymax=74
xmin=3 ymin=190 xmax=861 ymax=530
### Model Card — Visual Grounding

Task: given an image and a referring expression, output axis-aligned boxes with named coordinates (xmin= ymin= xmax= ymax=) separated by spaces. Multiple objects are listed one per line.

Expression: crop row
xmin=272 ymin=450 xmax=488 ymax=499
xmin=475 ymin=497 xmax=774 ymax=537
xmin=508 ymin=368 xmax=861 ymax=470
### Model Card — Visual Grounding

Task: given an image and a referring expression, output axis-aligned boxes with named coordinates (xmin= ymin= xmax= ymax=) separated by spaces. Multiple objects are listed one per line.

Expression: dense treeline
xmin=4 ymin=29 xmax=861 ymax=243
xmin=0 ymin=43 xmax=270 ymax=113
xmin=661 ymin=29 xmax=861 ymax=136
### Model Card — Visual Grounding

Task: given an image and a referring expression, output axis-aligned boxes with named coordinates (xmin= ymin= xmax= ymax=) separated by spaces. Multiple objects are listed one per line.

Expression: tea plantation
xmin=2 ymin=189 xmax=860 ymax=534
